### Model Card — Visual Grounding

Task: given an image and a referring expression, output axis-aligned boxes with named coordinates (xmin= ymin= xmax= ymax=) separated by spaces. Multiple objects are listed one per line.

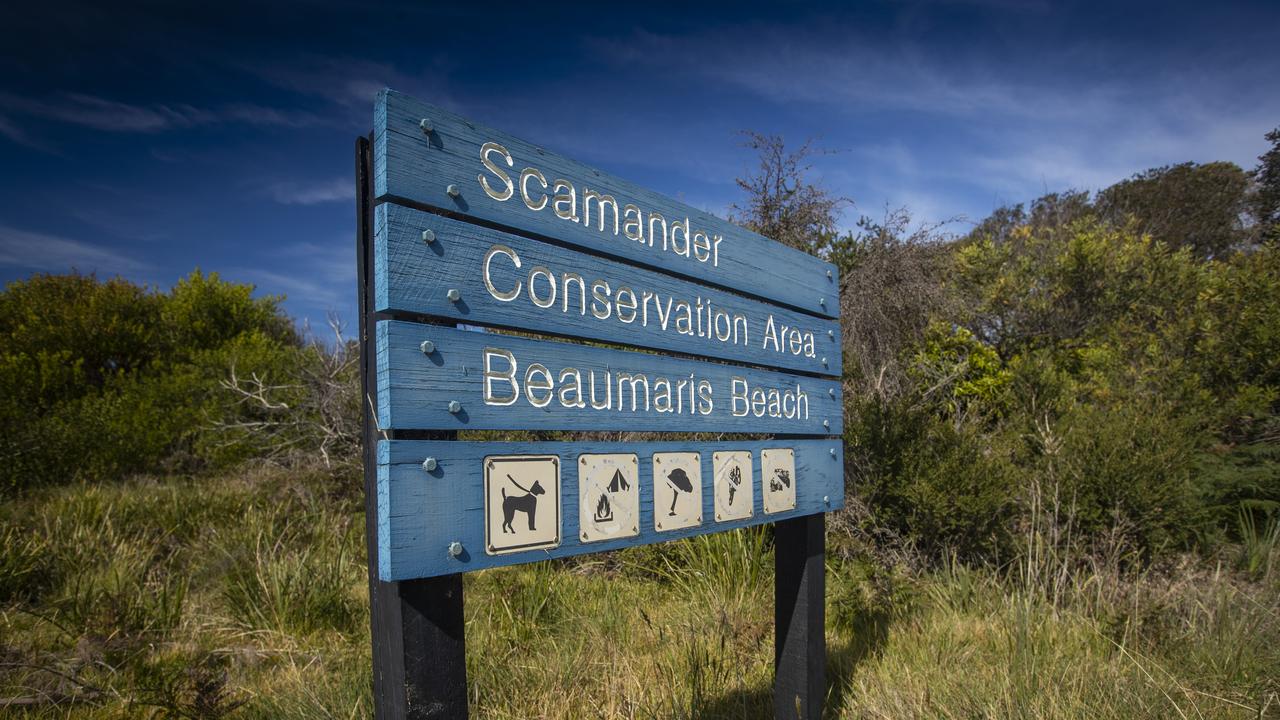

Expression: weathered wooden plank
xmin=377 ymin=439 xmax=844 ymax=581
xmin=375 ymin=203 xmax=841 ymax=376
xmin=373 ymin=89 xmax=839 ymax=318
xmin=376 ymin=321 xmax=842 ymax=435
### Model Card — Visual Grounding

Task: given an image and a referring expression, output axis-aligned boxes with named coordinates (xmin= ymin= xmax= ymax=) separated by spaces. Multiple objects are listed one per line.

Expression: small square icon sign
xmin=579 ymin=453 xmax=640 ymax=543
xmin=761 ymin=448 xmax=797 ymax=514
xmin=713 ymin=451 xmax=753 ymax=522
xmin=484 ymin=455 xmax=561 ymax=555
xmin=653 ymin=452 xmax=701 ymax=531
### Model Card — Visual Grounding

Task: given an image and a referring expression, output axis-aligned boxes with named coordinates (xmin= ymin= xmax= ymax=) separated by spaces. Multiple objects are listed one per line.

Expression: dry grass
xmin=1 ymin=469 xmax=1277 ymax=718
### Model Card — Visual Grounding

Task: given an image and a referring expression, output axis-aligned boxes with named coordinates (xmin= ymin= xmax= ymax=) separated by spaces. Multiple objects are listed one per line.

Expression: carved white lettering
xmin=478 ymin=142 xmax=514 ymax=201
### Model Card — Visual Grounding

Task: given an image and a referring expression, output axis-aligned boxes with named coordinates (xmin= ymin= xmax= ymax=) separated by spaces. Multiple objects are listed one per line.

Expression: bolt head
xmin=421 ymin=229 xmax=436 ymax=244
xmin=446 ymin=288 xmax=461 ymax=302
xmin=823 ymin=495 xmax=831 ymax=505
xmin=447 ymin=400 xmax=462 ymax=414
xmin=819 ymin=297 xmax=826 ymax=305
xmin=827 ymin=270 xmax=833 ymax=279
xmin=420 ymin=340 xmax=435 ymax=354
xmin=828 ymin=329 xmax=835 ymax=339
xmin=823 ymin=419 xmax=830 ymax=428
xmin=420 ymin=118 xmax=434 ymax=133
xmin=447 ymin=541 xmax=463 ymax=557
xmin=822 ymin=357 xmax=828 ymax=366
xmin=830 ymin=448 xmax=837 ymax=456
xmin=422 ymin=457 xmax=438 ymax=472
xmin=446 ymin=184 xmax=460 ymax=197
xmin=828 ymin=388 xmax=836 ymax=398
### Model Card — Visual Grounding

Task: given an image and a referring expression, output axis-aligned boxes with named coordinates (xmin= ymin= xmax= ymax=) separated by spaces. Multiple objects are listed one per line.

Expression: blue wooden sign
xmin=374 ymin=90 xmax=838 ymax=317
xmin=378 ymin=439 xmax=844 ymax=581
xmin=360 ymin=88 xmax=843 ymax=718
xmin=377 ymin=321 xmax=842 ymax=435
xmin=376 ymin=203 xmax=842 ymax=375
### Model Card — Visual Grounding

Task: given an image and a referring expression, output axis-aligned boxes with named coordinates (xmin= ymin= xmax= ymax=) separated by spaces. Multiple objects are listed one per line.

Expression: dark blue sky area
xmin=2 ymin=1 xmax=1277 ymax=329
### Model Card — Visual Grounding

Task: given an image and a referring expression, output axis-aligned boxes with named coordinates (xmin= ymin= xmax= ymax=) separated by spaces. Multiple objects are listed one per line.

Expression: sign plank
xmin=376 ymin=321 xmax=843 ymax=435
xmin=375 ymin=203 xmax=841 ymax=376
xmin=374 ymin=90 xmax=839 ymax=317
xmin=378 ymin=439 xmax=844 ymax=581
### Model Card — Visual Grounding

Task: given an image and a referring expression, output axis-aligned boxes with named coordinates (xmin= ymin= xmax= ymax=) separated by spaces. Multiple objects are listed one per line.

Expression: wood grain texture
xmin=376 ymin=321 xmax=843 ymax=435
xmin=373 ymin=89 xmax=839 ymax=318
xmin=378 ymin=439 xmax=844 ymax=581
xmin=375 ymin=203 xmax=841 ymax=376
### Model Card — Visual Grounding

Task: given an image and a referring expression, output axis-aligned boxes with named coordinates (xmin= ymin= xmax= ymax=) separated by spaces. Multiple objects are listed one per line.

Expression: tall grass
xmin=2 ymin=470 xmax=1277 ymax=718
xmin=1238 ymin=508 xmax=1279 ymax=581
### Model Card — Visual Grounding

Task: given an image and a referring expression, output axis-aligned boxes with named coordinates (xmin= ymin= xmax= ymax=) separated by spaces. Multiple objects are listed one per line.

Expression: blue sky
xmin=1 ymin=0 xmax=1277 ymax=331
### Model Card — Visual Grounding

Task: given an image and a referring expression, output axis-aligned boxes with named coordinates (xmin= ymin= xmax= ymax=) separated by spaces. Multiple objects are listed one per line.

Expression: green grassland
xmin=2 ymin=465 xmax=1275 ymax=718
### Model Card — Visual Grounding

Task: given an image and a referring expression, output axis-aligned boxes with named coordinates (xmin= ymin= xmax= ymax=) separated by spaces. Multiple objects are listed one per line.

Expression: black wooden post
xmin=357 ymin=136 xmax=468 ymax=720
xmin=774 ymin=513 xmax=825 ymax=720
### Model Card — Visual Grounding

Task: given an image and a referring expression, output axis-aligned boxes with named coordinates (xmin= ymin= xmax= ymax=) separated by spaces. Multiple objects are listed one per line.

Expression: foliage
xmin=1250 ymin=126 xmax=1280 ymax=243
xmin=829 ymin=208 xmax=957 ymax=400
xmin=1096 ymin=161 xmax=1253 ymax=259
xmin=729 ymin=132 xmax=848 ymax=255
xmin=0 ymin=270 xmax=353 ymax=493
xmin=833 ymin=197 xmax=1280 ymax=559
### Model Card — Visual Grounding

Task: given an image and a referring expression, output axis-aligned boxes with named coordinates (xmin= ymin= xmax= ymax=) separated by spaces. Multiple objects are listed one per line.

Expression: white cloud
xmin=263 ymin=178 xmax=350 ymax=206
xmin=0 ymin=224 xmax=153 ymax=275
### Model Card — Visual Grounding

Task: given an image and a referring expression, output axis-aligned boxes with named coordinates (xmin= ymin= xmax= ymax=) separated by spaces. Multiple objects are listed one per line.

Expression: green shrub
xmin=0 ymin=270 xmax=306 ymax=492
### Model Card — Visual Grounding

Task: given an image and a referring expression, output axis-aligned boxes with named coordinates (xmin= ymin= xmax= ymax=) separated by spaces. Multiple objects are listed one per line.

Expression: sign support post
xmin=774 ymin=513 xmax=826 ymax=719
xmin=357 ymin=136 xmax=468 ymax=719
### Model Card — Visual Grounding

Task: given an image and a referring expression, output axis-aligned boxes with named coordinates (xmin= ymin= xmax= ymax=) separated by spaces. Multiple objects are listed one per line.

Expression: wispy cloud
xmin=0 ymin=92 xmax=322 ymax=137
xmin=263 ymin=178 xmax=350 ymax=206
xmin=234 ymin=239 xmax=356 ymax=323
xmin=0 ymin=113 xmax=49 ymax=150
xmin=236 ymin=55 xmax=428 ymax=109
xmin=0 ymin=224 xmax=153 ymax=275
xmin=585 ymin=22 xmax=1280 ymax=221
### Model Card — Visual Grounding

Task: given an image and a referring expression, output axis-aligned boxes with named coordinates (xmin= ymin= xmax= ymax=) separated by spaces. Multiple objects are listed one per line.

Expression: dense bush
xmin=0 ymin=271 xmax=352 ymax=493
xmin=837 ymin=213 xmax=1280 ymax=561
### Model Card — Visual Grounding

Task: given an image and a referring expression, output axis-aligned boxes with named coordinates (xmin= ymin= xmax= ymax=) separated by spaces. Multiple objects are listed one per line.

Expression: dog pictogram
xmin=501 ymin=475 xmax=545 ymax=533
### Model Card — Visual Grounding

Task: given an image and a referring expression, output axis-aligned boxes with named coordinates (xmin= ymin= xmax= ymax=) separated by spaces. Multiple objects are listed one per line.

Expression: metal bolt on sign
xmin=419 ymin=118 xmax=433 ymax=133
xmin=446 ymin=184 xmax=460 ymax=197
xmin=446 ymin=288 xmax=461 ymax=302
xmin=420 ymin=340 xmax=435 ymax=354
xmin=422 ymin=457 xmax=438 ymax=472
xmin=447 ymin=400 xmax=462 ymax=414
xmin=447 ymin=541 xmax=463 ymax=557
xmin=422 ymin=229 xmax=436 ymax=244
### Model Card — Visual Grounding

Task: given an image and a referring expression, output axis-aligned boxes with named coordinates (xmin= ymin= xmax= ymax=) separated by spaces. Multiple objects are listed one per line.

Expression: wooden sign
xmin=358 ymin=88 xmax=841 ymax=720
